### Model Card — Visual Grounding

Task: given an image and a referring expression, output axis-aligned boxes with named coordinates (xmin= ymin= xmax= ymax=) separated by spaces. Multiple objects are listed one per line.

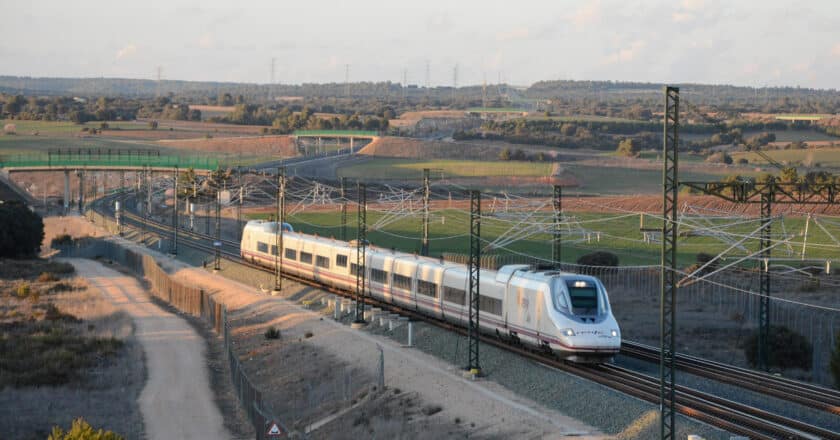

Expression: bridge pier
xmin=77 ymin=169 xmax=85 ymax=214
xmin=63 ymin=169 xmax=70 ymax=213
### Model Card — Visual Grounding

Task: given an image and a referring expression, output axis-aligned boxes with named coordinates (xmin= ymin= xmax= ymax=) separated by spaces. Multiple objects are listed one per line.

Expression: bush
xmin=16 ymin=282 xmax=31 ymax=298
xmin=831 ymin=331 xmax=840 ymax=390
xmin=304 ymin=331 xmax=314 ymax=339
xmin=706 ymin=152 xmax=733 ymax=164
xmin=576 ymin=251 xmax=619 ymax=267
xmin=51 ymin=234 xmax=73 ymax=247
xmin=744 ymin=326 xmax=812 ymax=370
xmin=49 ymin=417 xmax=123 ymax=440
xmin=38 ymin=272 xmax=59 ymax=282
xmin=0 ymin=201 xmax=44 ymax=258
xmin=264 ymin=326 xmax=281 ymax=340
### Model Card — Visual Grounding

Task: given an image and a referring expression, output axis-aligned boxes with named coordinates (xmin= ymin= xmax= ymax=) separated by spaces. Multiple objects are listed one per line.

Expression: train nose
xmin=563 ymin=330 xmax=621 ymax=351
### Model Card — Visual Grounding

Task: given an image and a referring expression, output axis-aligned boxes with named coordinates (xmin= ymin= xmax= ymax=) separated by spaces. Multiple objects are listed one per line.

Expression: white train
xmin=241 ymin=220 xmax=621 ymax=362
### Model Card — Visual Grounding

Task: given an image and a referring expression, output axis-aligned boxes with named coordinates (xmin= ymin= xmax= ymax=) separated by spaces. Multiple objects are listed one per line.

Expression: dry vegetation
xmin=157 ymin=135 xmax=297 ymax=156
xmin=0 ymin=259 xmax=144 ymax=439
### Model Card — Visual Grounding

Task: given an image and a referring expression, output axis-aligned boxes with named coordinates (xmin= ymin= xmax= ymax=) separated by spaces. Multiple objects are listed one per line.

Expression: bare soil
xmin=157 ymin=135 xmax=297 ymax=156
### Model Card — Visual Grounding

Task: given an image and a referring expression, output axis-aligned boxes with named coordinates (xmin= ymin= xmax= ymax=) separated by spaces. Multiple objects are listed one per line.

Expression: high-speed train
xmin=241 ymin=220 xmax=621 ymax=362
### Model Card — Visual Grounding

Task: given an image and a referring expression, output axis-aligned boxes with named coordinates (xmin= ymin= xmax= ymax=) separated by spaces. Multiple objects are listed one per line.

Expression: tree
xmin=148 ymin=120 xmax=158 ymax=130
xmin=744 ymin=326 xmax=812 ymax=370
xmin=0 ymin=201 xmax=44 ymax=258
xmin=780 ymin=167 xmax=799 ymax=183
xmin=498 ymin=148 xmax=511 ymax=160
xmin=577 ymin=251 xmax=619 ymax=267
xmin=616 ymin=138 xmax=640 ymax=157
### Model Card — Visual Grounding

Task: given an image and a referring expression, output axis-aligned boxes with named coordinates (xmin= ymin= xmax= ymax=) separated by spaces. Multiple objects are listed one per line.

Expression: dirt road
xmin=67 ymin=258 xmax=230 ymax=440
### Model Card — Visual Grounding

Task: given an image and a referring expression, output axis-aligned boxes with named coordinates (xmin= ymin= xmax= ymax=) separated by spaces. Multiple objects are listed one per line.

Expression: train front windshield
xmin=565 ymin=280 xmax=606 ymax=316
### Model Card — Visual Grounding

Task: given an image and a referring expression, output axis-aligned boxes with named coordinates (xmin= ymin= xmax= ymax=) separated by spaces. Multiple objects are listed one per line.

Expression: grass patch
xmin=249 ymin=208 xmax=840 ymax=266
xmin=731 ymin=147 xmax=840 ymax=167
xmin=0 ymin=318 xmax=122 ymax=387
xmin=337 ymin=158 xmax=552 ymax=180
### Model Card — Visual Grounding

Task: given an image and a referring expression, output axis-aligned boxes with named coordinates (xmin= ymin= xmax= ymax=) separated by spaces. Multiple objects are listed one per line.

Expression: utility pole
xmin=467 ymin=189 xmax=481 ymax=377
xmin=274 ymin=167 xmax=286 ymax=294
xmin=118 ymin=171 xmax=125 ymax=236
xmin=421 ymin=168 xmax=430 ymax=256
xmin=451 ymin=64 xmax=458 ymax=103
xmin=171 ymin=165 xmax=178 ymax=255
xmin=340 ymin=177 xmax=348 ymax=241
xmin=78 ymin=169 xmax=84 ymax=213
xmin=553 ymin=185 xmax=562 ymax=265
xmin=353 ymin=183 xmax=367 ymax=327
xmin=425 ymin=60 xmax=430 ymax=90
xmin=660 ymin=86 xmax=679 ymax=440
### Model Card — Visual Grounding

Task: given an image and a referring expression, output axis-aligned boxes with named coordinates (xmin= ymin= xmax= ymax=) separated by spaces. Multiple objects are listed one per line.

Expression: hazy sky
xmin=3 ymin=0 xmax=839 ymax=89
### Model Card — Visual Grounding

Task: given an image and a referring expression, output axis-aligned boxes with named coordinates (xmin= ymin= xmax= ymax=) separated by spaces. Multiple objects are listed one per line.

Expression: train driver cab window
xmin=566 ymin=280 xmax=600 ymax=316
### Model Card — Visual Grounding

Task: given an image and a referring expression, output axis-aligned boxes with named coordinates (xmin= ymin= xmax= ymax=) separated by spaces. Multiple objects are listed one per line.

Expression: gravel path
xmin=67 ymin=258 xmax=231 ymax=440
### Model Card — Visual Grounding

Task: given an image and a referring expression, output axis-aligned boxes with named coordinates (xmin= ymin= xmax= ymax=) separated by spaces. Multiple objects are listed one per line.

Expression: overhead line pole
xmin=214 ymin=187 xmax=221 ymax=271
xmin=421 ymin=168 xmax=430 ymax=256
xmin=353 ymin=183 xmax=367 ymax=326
xmin=660 ymin=86 xmax=679 ymax=440
xmin=340 ymin=177 xmax=348 ymax=241
xmin=467 ymin=189 xmax=481 ymax=376
xmin=758 ymin=185 xmax=773 ymax=371
xmin=171 ymin=165 xmax=178 ymax=255
xmin=552 ymin=184 xmax=562 ymax=265
xmin=274 ymin=167 xmax=286 ymax=294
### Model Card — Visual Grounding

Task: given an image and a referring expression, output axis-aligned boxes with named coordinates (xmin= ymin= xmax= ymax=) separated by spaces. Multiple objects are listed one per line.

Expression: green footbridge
xmin=0 ymin=149 xmax=219 ymax=171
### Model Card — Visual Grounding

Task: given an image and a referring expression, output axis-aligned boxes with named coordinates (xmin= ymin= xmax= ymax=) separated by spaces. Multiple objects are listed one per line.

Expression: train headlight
xmin=562 ymin=328 xmax=575 ymax=337
xmin=610 ymin=329 xmax=619 ymax=338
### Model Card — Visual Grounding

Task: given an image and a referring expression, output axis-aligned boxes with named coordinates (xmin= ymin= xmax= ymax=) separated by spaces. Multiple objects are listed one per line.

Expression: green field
xmin=337 ymin=158 xmax=553 ymax=180
xmin=249 ymin=209 xmax=839 ymax=267
xmin=731 ymin=148 xmax=840 ymax=168
xmin=564 ymin=164 xmax=736 ymax=195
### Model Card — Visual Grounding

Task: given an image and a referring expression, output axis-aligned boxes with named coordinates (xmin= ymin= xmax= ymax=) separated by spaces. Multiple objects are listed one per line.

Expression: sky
xmin=3 ymin=0 xmax=840 ymax=89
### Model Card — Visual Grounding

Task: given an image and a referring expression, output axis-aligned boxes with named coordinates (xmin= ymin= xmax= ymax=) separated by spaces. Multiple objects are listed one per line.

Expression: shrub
xmin=576 ymin=251 xmax=619 ymax=267
xmin=49 ymin=417 xmax=123 ymax=440
xmin=16 ymin=282 xmax=31 ymax=298
xmin=706 ymin=152 xmax=733 ymax=164
xmin=38 ymin=272 xmax=59 ymax=282
xmin=831 ymin=331 xmax=840 ymax=390
xmin=264 ymin=326 xmax=281 ymax=340
xmin=304 ymin=331 xmax=314 ymax=339
xmin=51 ymin=234 xmax=73 ymax=247
xmin=744 ymin=326 xmax=812 ymax=370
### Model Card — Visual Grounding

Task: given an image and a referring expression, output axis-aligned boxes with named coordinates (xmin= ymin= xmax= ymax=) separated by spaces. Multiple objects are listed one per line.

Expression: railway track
xmin=622 ymin=341 xmax=840 ymax=417
xmin=99 ymin=201 xmax=840 ymax=439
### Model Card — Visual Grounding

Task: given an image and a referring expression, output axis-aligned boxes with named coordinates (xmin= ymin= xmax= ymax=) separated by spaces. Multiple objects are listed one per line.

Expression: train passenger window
xmin=393 ymin=274 xmax=412 ymax=291
xmin=443 ymin=287 xmax=466 ymax=305
xmin=350 ymin=263 xmax=361 ymax=276
xmin=479 ymin=295 xmax=502 ymax=315
xmin=257 ymin=242 xmax=269 ymax=253
xmin=316 ymin=256 xmax=330 ymax=269
xmin=370 ymin=269 xmax=388 ymax=284
xmin=300 ymin=252 xmax=313 ymax=264
xmin=336 ymin=255 xmax=348 ymax=267
xmin=284 ymin=248 xmax=297 ymax=260
xmin=270 ymin=245 xmax=278 ymax=256
xmin=566 ymin=281 xmax=598 ymax=314
xmin=417 ymin=280 xmax=437 ymax=297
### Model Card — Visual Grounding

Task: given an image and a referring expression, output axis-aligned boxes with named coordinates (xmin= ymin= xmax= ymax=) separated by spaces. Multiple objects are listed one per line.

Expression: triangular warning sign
xmin=267 ymin=422 xmax=283 ymax=436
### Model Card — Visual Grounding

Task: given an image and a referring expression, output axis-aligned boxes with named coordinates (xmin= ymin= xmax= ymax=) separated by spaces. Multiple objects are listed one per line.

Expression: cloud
xmin=115 ymin=44 xmax=136 ymax=60
xmin=682 ymin=0 xmax=705 ymax=11
xmin=672 ymin=12 xmax=693 ymax=23
xmin=198 ymin=33 xmax=214 ymax=49
xmin=496 ymin=27 xmax=529 ymax=42
xmin=570 ymin=1 xmax=601 ymax=27
xmin=832 ymin=43 xmax=840 ymax=57
xmin=602 ymin=40 xmax=645 ymax=65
